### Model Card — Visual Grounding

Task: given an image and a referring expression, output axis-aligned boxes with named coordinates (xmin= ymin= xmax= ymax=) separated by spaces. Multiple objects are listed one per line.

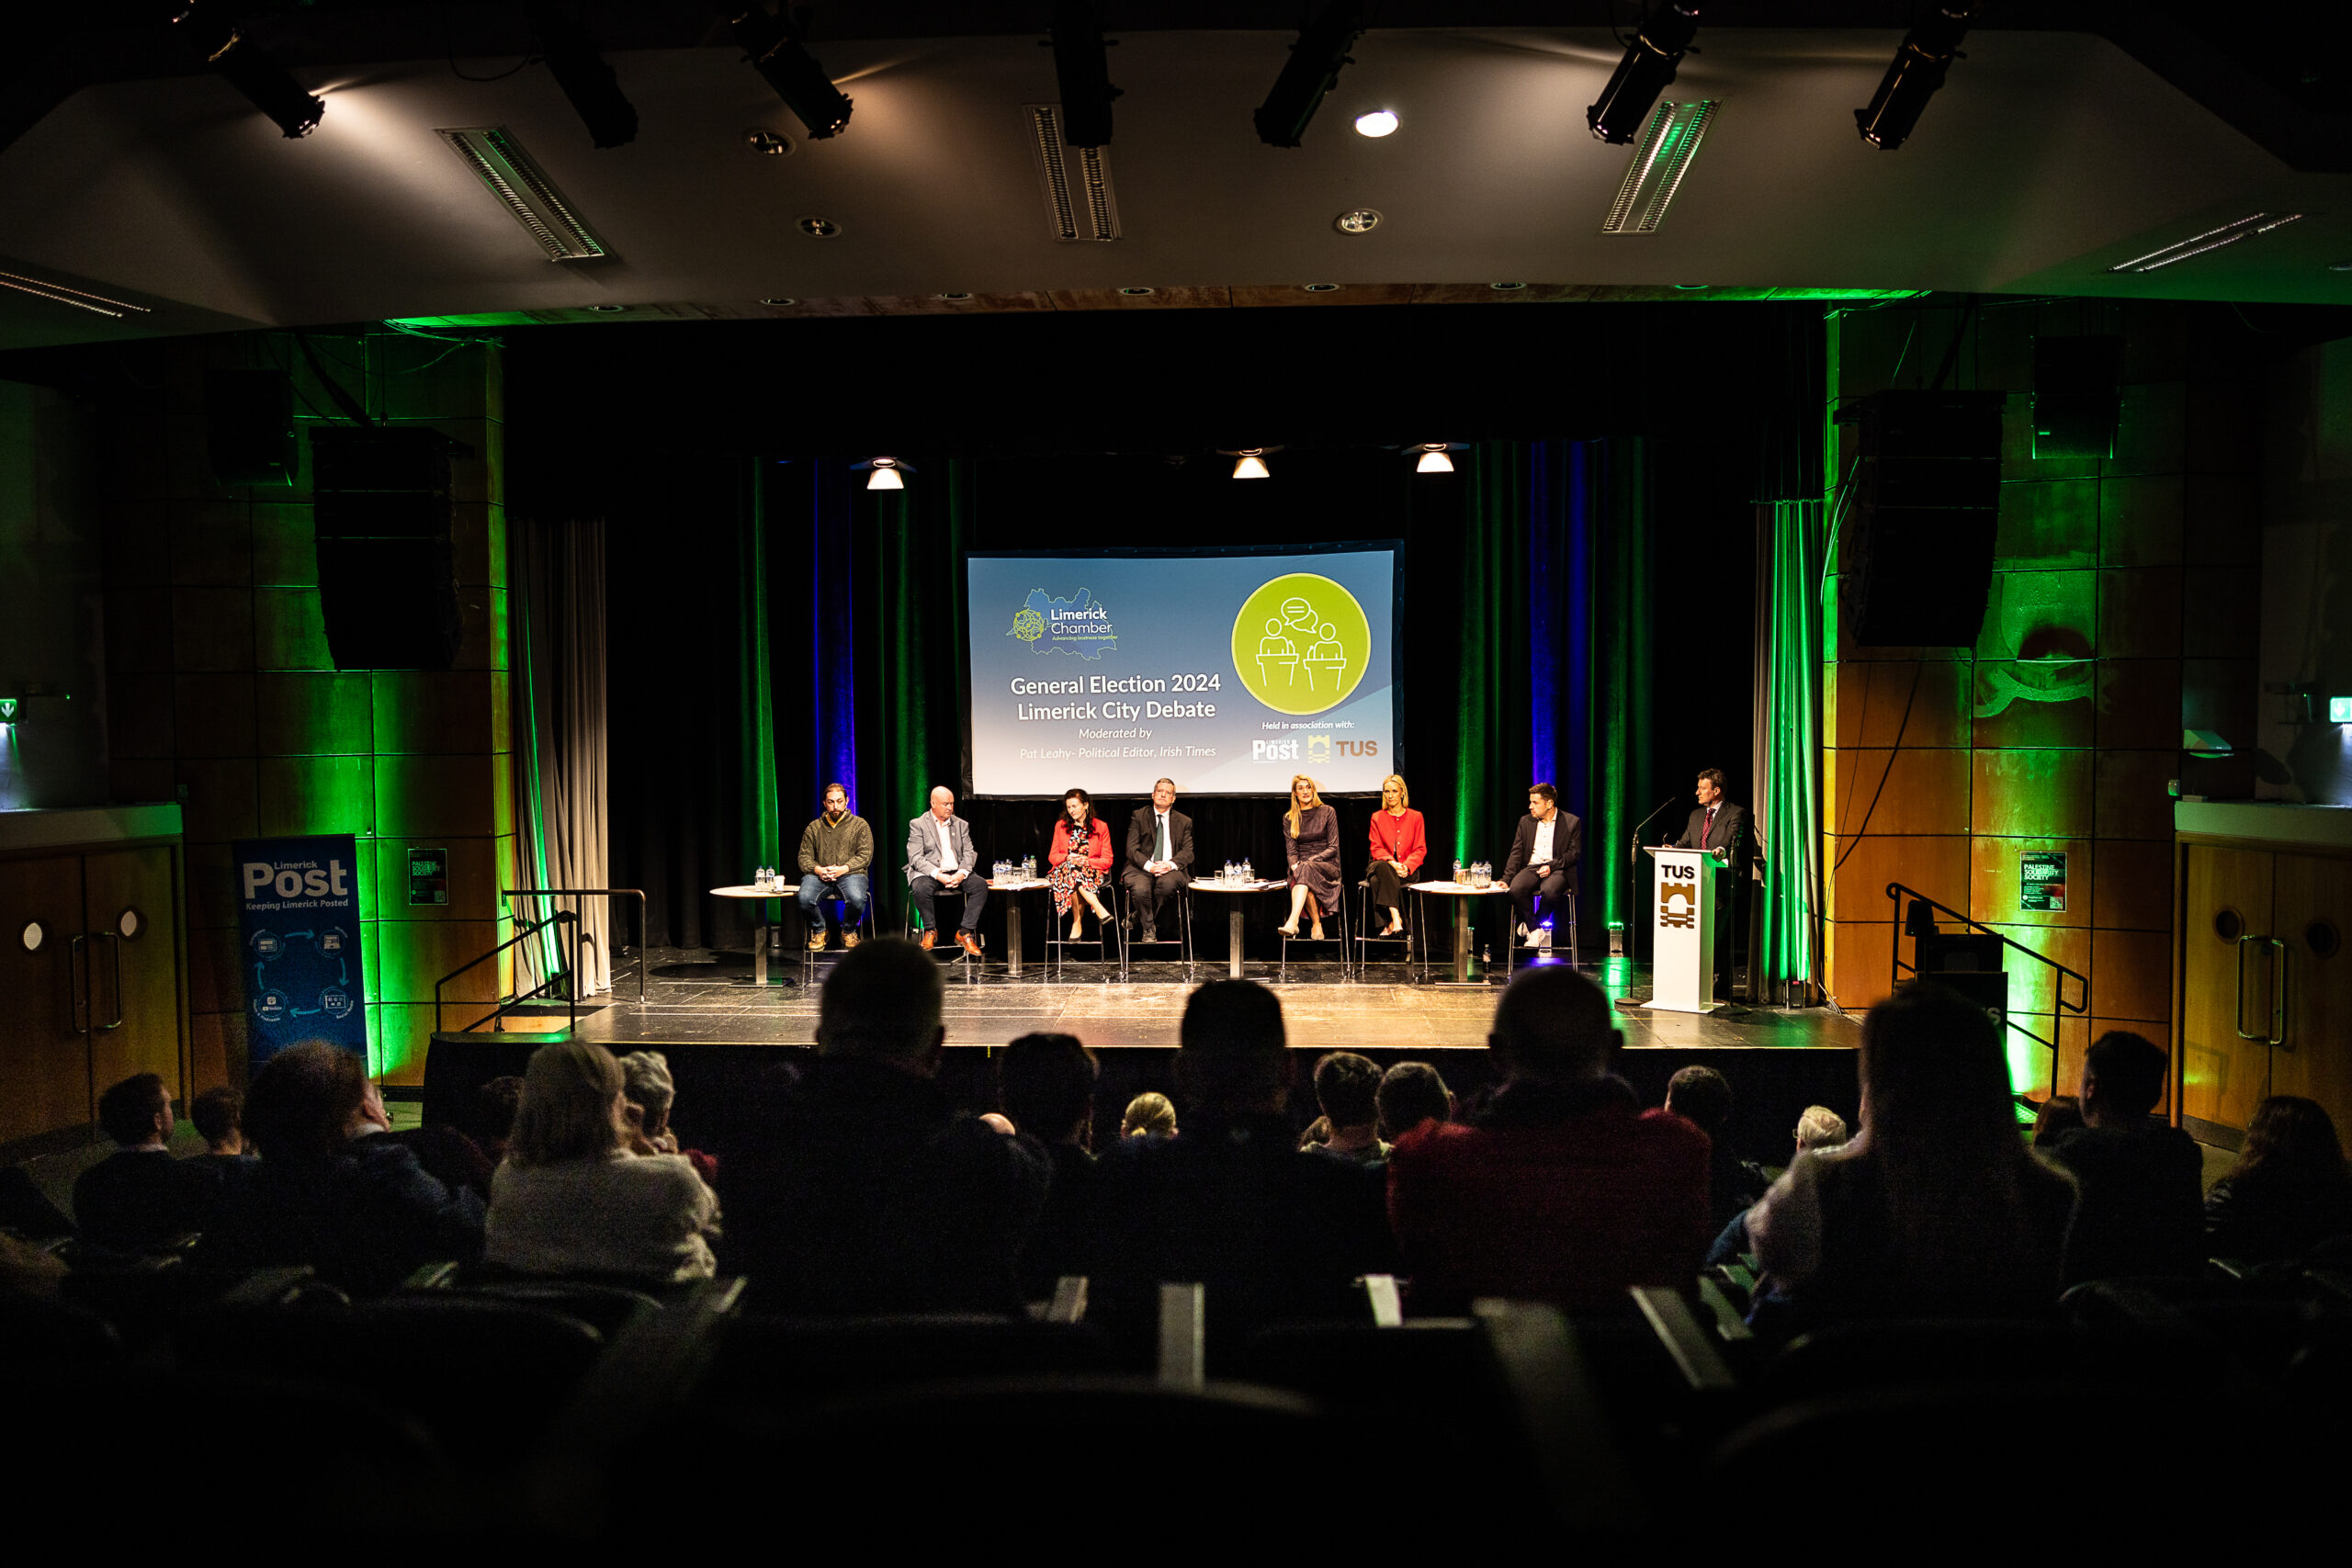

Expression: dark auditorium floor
xmin=570 ymin=947 xmax=1859 ymax=1051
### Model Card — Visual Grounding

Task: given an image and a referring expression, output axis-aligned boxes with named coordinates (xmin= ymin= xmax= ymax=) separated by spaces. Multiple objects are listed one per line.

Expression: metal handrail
xmin=504 ymin=887 xmax=650 ymax=1005
xmin=435 ymin=910 xmax=578 ymax=1036
xmin=1885 ymin=882 xmax=2087 ymax=1102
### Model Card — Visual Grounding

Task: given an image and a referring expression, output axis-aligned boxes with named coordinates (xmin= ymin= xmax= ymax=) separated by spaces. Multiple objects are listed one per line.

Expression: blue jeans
xmin=798 ymin=873 xmax=869 ymax=931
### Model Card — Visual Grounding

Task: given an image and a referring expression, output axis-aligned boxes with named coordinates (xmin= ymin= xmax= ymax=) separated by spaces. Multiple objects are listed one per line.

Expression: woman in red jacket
xmin=1048 ymin=787 xmax=1115 ymax=940
xmin=1366 ymin=773 xmax=1426 ymax=938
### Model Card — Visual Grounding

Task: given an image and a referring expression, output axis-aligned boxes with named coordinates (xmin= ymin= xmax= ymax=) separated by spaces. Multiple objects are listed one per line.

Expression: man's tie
xmin=1156 ymin=815 xmax=1170 ymax=864
xmin=1703 ymin=806 xmax=1717 ymax=846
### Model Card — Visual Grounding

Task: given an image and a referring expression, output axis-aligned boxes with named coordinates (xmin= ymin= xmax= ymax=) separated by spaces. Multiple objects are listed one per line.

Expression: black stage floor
xmin=560 ymin=946 xmax=1860 ymax=1054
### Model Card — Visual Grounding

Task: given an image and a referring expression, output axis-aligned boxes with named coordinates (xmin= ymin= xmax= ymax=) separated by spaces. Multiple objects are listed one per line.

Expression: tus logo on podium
xmin=1658 ymin=876 xmax=1697 ymax=929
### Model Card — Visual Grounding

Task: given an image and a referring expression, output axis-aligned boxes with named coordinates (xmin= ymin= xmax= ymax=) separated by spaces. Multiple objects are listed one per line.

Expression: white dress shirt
xmin=936 ymin=818 xmax=959 ymax=873
xmin=1532 ymin=817 xmax=1556 ymax=865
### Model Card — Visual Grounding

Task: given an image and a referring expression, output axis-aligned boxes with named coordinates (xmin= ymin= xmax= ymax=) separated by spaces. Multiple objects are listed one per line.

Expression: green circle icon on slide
xmin=1229 ymin=573 xmax=1372 ymax=716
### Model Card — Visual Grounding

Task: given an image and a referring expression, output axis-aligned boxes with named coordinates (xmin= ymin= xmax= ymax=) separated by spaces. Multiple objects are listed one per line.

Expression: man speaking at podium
xmin=1673 ymin=769 xmax=1749 ymax=997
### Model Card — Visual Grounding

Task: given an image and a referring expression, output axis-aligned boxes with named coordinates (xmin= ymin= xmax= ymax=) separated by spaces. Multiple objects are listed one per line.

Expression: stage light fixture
xmin=1413 ymin=444 xmax=1455 ymax=474
xmin=523 ymin=2 xmax=639 ymax=149
xmin=729 ymin=6 xmax=853 ymax=140
xmin=172 ymin=4 xmax=324 ymax=138
xmin=1232 ymin=449 xmax=1271 ymax=479
xmin=1854 ymin=2 xmax=1977 ymax=150
xmin=1600 ymin=99 xmax=1718 ymax=233
xmin=1588 ymin=2 xmax=1699 ymax=145
xmin=1353 ymin=109 xmax=1398 ymax=137
xmin=1048 ymin=1 xmax=1122 ymax=147
xmin=1254 ymin=1 xmax=1371 ymax=148
xmin=856 ymin=457 xmax=912 ymax=491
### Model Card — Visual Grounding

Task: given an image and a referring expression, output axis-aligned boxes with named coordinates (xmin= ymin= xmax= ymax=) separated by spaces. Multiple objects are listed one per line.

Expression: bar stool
xmin=1116 ymin=879 xmax=1194 ymax=982
xmin=1043 ymin=883 xmax=1114 ymax=982
xmin=901 ymin=898 xmax=978 ymax=977
xmin=798 ymin=890 xmax=873 ymax=982
xmin=1352 ymin=875 xmax=1416 ymax=976
xmin=1278 ymin=881 xmax=1351 ymax=984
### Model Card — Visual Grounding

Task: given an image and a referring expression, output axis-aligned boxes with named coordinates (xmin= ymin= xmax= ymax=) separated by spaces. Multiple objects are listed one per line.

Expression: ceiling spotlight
xmin=522 ymin=1 xmax=637 ymax=148
xmin=856 ymin=456 xmax=913 ymax=491
xmin=1335 ymin=209 xmax=1381 ymax=233
xmin=1855 ymin=2 xmax=1977 ymax=150
xmin=729 ymin=6 xmax=853 ymax=140
xmin=1254 ymin=0 xmax=1371 ymax=148
xmin=1353 ymin=109 xmax=1398 ymax=137
xmin=1048 ymin=1 xmax=1122 ymax=148
xmin=1413 ymin=443 xmax=1456 ymax=474
xmin=1231 ymin=449 xmax=1272 ymax=479
xmin=1589 ymin=2 xmax=1699 ymax=145
xmin=172 ymin=4 xmax=324 ymax=138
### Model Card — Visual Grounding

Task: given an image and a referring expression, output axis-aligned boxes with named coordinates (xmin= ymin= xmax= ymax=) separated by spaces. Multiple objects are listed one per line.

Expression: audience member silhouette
xmin=485 ymin=1040 xmax=719 ymax=1283
xmin=2205 ymin=1095 xmax=2352 ymax=1264
xmin=998 ymin=1032 xmax=1102 ymax=1295
xmin=1747 ymin=983 xmax=2077 ymax=1328
xmin=2036 ymin=1032 xmax=2203 ymax=1283
xmin=1308 ymin=1051 xmax=1388 ymax=1165
xmin=1705 ymin=1105 xmax=1849 ymax=1268
xmin=461 ymin=1075 xmax=526 ymax=1168
xmin=718 ymin=938 xmax=1049 ymax=1313
xmin=188 ymin=1086 xmax=250 ymax=1161
xmin=1386 ymin=967 xmax=1710 ymax=1312
xmin=73 ymin=1073 xmax=216 ymax=1248
xmin=1091 ymin=981 xmax=1396 ymax=1333
xmin=1121 ymin=1091 xmax=1177 ymax=1139
xmin=618 ymin=1050 xmax=717 ymax=1179
xmin=1375 ymin=1061 xmax=1453 ymax=1143
xmin=1665 ymin=1065 xmax=1770 ymax=1229
xmin=201 ymin=1042 xmax=484 ymax=1291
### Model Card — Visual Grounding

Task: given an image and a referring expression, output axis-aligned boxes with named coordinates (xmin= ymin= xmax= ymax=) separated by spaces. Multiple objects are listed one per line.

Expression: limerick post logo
xmin=1009 ymin=587 xmax=1117 ymax=661
xmin=1228 ymin=573 xmax=1371 ymax=716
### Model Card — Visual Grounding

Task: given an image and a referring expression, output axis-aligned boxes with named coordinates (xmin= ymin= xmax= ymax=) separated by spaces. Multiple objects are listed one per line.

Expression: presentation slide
xmin=967 ymin=547 xmax=1398 ymax=796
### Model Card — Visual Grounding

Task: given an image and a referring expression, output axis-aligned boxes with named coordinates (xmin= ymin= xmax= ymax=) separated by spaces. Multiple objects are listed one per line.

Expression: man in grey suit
xmin=907 ymin=785 xmax=989 ymax=956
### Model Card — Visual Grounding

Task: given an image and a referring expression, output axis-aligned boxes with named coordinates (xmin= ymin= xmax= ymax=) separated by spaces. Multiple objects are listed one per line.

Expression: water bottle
xmin=1453 ymin=858 xmax=1465 ymax=886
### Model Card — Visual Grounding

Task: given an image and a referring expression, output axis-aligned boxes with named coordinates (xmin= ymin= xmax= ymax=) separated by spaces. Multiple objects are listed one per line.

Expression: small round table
xmin=1185 ymin=878 xmax=1284 ymax=979
xmin=987 ymin=875 xmax=1052 ymax=978
xmin=1408 ymin=880 xmax=1515 ymax=987
xmin=711 ymin=884 xmax=796 ymax=987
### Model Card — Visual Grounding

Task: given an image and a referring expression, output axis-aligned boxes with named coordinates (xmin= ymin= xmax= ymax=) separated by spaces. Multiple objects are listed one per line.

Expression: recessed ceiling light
xmin=2109 ymin=212 xmax=2303 ymax=273
xmin=1335 ymin=209 xmax=1382 ymax=234
xmin=744 ymin=129 xmax=796 ymax=155
xmin=1117 ymin=286 xmax=1156 ymax=296
xmin=797 ymin=216 xmax=842 ymax=239
xmin=936 ymin=292 xmax=974 ymax=301
xmin=1489 ymin=282 xmax=1528 ymax=291
xmin=587 ymin=303 xmax=628 ymax=312
xmin=439 ymin=127 xmax=608 ymax=261
xmin=1303 ymin=283 xmax=1341 ymax=293
xmin=1674 ymin=283 xmax=1711 ymax=289
xmin=760 ymin=296 xmax=798 ymax=306
xmin=1353 ymin=109 xmax=1398 ymax=138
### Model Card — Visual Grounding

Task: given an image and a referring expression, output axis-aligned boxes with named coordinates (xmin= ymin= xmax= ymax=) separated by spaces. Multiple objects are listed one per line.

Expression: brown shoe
xmin=919 ymin=930 xmax=936 ymax=951
xmin=808 ymin=931 xmax=828 ymax=952
xmin=842 ymin=931 xmax=861 ymax=949
xmin=956 ymin=930 xmax=984 ymax=957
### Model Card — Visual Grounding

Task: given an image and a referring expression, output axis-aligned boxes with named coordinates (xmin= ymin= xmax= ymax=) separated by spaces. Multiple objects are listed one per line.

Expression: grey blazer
xmin=906 ymin=813 xmax=980 ymax=884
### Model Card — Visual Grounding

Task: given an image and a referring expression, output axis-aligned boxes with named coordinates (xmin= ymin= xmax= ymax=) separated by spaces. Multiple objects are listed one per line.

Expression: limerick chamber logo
xmin=1010 ymin=588 xmax=1118 ymax=661
xmin=1228 ymin=573 xmax=1371 ymax=716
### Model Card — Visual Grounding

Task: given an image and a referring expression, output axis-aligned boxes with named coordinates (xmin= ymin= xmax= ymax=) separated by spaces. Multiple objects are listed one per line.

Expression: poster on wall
xmin=2020 ymin=851 xmax=2067 ymax=913
xmin=233 ymin=834 xmax=367 ymax=1074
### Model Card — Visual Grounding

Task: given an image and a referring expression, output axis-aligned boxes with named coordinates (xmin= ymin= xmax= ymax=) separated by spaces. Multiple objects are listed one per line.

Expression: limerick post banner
xmin=232 ymin=834 xmax=367 ymax=1071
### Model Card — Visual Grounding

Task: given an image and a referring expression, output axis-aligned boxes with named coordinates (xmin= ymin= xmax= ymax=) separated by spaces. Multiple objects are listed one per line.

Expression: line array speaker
xmin=1838 ymin=389 xmax=2005 ymax=649
xmin=311 ymin=427 xmax=462 ymax=671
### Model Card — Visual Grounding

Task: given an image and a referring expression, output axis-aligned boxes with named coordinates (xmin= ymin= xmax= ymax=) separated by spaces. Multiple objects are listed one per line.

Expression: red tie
xmin=1703 ymin=807 xmax=1716 ymax=845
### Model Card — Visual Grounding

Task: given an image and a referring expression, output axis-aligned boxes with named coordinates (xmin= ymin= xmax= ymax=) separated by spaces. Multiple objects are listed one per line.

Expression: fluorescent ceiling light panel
xmin=0 ymin=268 xmax=150 ymax=319
xmin=1028 ymin=106 xmax=1121 ymax=243
xmin=437 ymin=127 xmax=608 ymax=261
xmin=2108 ymin=212 xmax=2303 ymax=274
xmin=1601 ymin=100 xmax=1718 ymax=235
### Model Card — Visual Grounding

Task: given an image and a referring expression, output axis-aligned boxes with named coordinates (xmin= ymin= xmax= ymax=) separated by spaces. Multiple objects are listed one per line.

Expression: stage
xmin=556 ymin=947 xmax=1860 ymax=1053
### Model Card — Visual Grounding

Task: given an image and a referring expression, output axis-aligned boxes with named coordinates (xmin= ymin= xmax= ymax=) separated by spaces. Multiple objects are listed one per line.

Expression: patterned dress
xmin=1049 ymin=816 xmax=1113 ymax=914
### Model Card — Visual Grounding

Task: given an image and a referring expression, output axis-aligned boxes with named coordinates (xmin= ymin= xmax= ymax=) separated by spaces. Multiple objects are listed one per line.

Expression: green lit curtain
xmin=855 ymin=460 xmax=976 ymax=931
xmin=1448 ymin=444 xmax=1534 ymax=869
xmin=739 ymin=461 xmax=785 ymax=924
xmin=1758 ymin=498 xmax=1825 ymax=998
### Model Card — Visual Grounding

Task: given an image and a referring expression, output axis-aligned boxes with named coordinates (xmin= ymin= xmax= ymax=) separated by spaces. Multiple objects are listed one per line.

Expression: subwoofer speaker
xmin=311 ymin=427 xmax=463 ymax=671
xmin=1838 ymin=390 xmax=2005 ymax=648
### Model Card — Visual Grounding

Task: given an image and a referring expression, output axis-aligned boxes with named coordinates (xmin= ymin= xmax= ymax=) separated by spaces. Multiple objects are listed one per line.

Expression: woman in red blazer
xmin=1366 ymin=773 xmax=1427 ymax=938
xmin=1048 ymin=787 xmax=1116 ymax=939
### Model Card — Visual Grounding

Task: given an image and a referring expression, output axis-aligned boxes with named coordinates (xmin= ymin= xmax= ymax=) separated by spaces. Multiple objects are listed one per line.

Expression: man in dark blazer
xmin=1672 ymin=768 xmax=1751 ymax=996
xmin=1122 ymin=777 xmax=1194 ymax=942
xmin=1502 ymin=783 xmax=1582 ymax=951
xmin=74 ymin=1072 xmax=218 ymax=1248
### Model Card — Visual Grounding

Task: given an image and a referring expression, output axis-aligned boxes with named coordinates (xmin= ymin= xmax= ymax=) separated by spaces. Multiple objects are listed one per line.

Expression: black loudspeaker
xmin=311 ymin=428 xmax=462 ymax=671
xmin=1839 ymin=389 xmax=2004 ymax=648
xmin=204 ymin=368 xmax=297 ymax=486
xmin=2032 ymin=334 xmax=2121 ymax=459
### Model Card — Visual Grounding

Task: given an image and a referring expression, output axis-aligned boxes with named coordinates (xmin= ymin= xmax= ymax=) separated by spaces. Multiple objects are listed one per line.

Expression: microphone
xmin=1628 ymin=795 xmax=1683 ymax=871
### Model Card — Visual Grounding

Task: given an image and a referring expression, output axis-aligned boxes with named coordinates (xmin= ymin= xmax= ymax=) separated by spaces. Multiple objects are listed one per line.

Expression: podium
xmin=1645 ymin=845 xmax=1726 ymax=1014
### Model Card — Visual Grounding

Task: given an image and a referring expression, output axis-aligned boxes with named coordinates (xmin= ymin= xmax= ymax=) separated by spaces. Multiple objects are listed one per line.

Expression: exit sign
xmin=2332 ymin=696 xmax=2352 ymax=724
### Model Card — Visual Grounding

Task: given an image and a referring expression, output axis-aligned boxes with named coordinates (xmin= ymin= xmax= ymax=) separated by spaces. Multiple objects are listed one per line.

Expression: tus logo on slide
xmin=1229 ymin=573 xmax=1370 ymax=716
